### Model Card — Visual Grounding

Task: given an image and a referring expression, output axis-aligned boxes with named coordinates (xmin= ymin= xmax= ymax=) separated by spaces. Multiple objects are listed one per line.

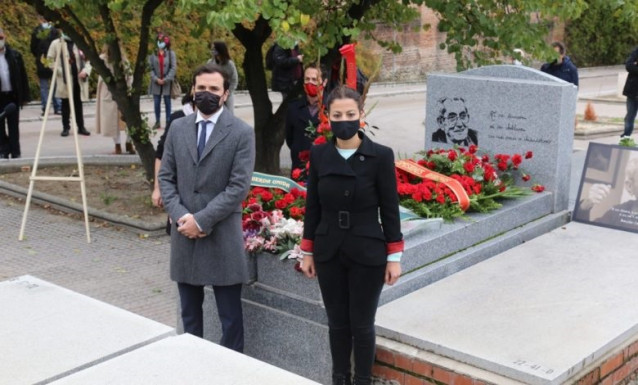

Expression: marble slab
xmin=377 ymin=222 xmax=638 ymax=385
xmin=0 ymin=275 xmax=174 ymax=385
xmin=51 ymin=334 xmax=321 ymax=385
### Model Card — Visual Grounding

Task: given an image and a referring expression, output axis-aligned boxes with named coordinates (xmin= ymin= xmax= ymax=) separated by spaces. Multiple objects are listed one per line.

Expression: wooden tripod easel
xmin=19 ymin=38 xmax=91 ymax=243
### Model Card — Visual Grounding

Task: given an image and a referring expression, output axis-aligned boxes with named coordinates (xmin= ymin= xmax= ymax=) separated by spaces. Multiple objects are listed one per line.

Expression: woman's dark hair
xmin=181 ymin=90 xmax=193 ymax=106
xmin=191 ymin=63 xmax=230 ymax=92
xmin=213 ymin=41 xmax=231 ymax=65
xmin=325 ymin=85 xmax=363 ymax=111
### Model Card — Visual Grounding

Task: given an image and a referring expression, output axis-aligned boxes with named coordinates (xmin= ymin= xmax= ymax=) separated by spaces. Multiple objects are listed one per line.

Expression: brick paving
xmin=0 ymin=197 xmax=176 ymax=327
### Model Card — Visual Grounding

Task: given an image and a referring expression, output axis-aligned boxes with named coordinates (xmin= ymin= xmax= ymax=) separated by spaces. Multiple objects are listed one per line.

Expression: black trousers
xmin=315 ymin=253 xmax=386 ymax=380
xmin=60 ymin=79 xmax=86 ymax=132
xmin=177 ymin=282 xmax=244 ymax=352
xmin=0 ymin=92 xmax=20 ymax=158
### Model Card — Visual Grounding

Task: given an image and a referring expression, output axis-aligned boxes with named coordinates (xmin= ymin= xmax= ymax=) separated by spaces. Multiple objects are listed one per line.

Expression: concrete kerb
xmin=0 ymin=156 xmax=166 ymax=235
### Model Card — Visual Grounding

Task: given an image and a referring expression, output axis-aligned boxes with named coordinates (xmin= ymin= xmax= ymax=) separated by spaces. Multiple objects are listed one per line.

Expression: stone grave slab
xmin=0 ymin=275 xmax=174 ymax=385
xmin=50 ymin=334 xmax=321 ymax=385
xmin=376 ymin=222 xmax=638 ymax=385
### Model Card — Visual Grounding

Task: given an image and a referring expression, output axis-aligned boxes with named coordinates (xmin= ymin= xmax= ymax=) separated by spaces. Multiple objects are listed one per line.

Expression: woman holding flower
xmin=300 ymin=86 xmax=404 ymax=385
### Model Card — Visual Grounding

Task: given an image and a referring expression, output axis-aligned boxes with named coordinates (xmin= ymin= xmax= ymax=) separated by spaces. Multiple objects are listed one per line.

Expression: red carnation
xmin=497 ymin=161 xmax=508 ymax=171
xmin=532 ymin=184 xmax=545 ymax=192
xmin=525 ymin=151 xmax=533 ymax=159
xmin=511 ymin=154 xmax=523 ymax=167
xmin=298 ymin=150 xmax=310 ymax=163
xmin=275 ymin=200 xmax=288 ymax=210
xmin=314 ymin=136 xmax=327 ymax=145
xmin=261 ymin=191 xmax=274 ymax=202
xmin=289 ymin=206 xmax=303 ymax=219
xmin=291 ymin=169 xmax=302 ymax=180
xmin=468 ymin=144 xmax=478 ymax=154
xmin=463 ymin=161 xmax=475 ymax=173
xmin=436 ymin=194 xmax=446 ymax=204
xmin=522 ymin=174 xmax=531 ymax=182
xmin=447 ymin=150 xmax=458 ymax=161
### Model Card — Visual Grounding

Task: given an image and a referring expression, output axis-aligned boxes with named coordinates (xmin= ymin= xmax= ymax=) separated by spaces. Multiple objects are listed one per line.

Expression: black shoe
xmin=41 ymin=109 xmax=45 ymax=117
xmin=61 ymin=129 xmax=69 ymax=137
xmin=78 ymin=128 xmax=91 ymax=136
xmin=54 ymin=110 xmax=61 ymax=115
xmin=10 ymin=154 xmax=21 ymax=159
xmin=332 ymin=374 xmax=352 ymax=385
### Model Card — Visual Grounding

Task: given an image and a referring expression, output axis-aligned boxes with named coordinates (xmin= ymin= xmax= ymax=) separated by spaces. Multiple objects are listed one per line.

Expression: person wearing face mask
xmin=47 ymin=32 xmax=92 ymax=137
xmin=158 ymin=63 xmax=255 ymax=352
xmin=30 ymin=15 xmax=61 ymax=116
xmin=148 ymin=34 xmax=177 ymax=129
xmin=0 ymin=27 xmax=30 ymax=159
xmin=300 ymin=85 xmax=403 ymax=385
xmin=285 ymin=65 xmax=325 ymax=175
xmin=207 ymin=41 xmax=238 ymax=113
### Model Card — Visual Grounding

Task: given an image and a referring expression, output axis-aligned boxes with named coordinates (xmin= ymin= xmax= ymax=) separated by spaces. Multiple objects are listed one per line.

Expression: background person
xmin=149 ymin=33 xmax=176 ymax=129
xmin=95 ymin=43 xmax=133 ymax=154
xmin=158 ymin=63 xmax=255 ymax=352
xmin=285 ymin=64 xmax=324 ymax=174
xmin=208 ymin=41 xmax=238 ymax=113
xmin=152 ymin=92 xmax=194 ymax=209
xmin=300 ymin=85 xmax=404 ymax=385
xmin=540 ymin=41 xmax=579 ymax=87
xmin=621 ymin=46 xmax=638 ymax=139
xmin=271 ymin=42 xmax=303 ymax=98
xmin=47 ymin=33 xmax=92 ymax=137
xmin=30 ymin=14 xmax=61 ymax=116
xmin=0 ymin=27 xmax=30 ymax=159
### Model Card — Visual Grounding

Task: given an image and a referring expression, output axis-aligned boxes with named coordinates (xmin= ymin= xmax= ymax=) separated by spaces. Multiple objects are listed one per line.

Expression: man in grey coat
xmin=158 ymin=63 xmax=255 ymax=352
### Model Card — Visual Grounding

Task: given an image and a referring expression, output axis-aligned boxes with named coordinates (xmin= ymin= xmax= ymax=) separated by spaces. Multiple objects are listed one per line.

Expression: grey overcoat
xmin=158 ymin=109 xmax=255 ymax=286
xmin=148 ymin=49 xmax=176 ymax=96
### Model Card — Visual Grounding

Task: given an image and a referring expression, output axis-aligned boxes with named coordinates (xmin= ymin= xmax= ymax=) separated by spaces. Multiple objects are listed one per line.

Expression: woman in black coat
xmin=300 ymin=86 xmax=404 ymax=385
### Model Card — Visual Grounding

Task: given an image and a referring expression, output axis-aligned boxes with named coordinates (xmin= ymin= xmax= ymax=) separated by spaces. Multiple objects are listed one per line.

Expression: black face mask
xmin=330 ymin=120 xmax=360 ymax=140
xmin=194 ymin=91 xmax=222 ymax=115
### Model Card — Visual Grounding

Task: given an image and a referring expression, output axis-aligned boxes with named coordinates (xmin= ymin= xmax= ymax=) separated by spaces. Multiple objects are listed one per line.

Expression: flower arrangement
xmin=396 ymin=145 xmax=542 ymax=221
xmin=242 ymin=187 xmax=307 ymax=259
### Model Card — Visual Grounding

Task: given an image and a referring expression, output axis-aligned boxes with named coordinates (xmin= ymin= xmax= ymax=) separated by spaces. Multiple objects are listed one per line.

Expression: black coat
xmin=285 ymin=97 xmax=318 ymax=170
xmin=30 ymin=25 xmax=58 ymax=79
xmin=302 ymin=134 xmax=403 ymax=266
xmin=623 ymin=47 xmax=638 ymax=98
xmin=1 ymin=45 xmax=30 ymax=106
xmin=271 ymin=44 xmax=302 ymax=93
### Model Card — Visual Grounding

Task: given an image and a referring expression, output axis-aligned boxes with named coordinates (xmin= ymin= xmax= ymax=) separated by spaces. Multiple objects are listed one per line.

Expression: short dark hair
xmin=304 ymin=64 xmax=322 ymax=80
xmin=191 ymin=63 xmax=230 ymax=92
xmin=551 ymin=41 xmax=565 ymax=55
xmin=325 ymin=85 xmax=363 ymax=111
xmin=212 ymin=41 xmax=231 ymax=65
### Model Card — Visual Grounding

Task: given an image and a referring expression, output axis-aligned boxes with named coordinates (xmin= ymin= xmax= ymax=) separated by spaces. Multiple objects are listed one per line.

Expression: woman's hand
xmin=301 ymin=255 xmax=316 ymax=278
xmin=385 ymin=262 xmax=401 ymax=286
xmin=151 ymin=187 xmax=163 ymax=207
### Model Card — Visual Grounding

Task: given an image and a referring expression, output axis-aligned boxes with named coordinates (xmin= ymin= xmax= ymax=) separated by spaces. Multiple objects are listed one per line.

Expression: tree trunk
xmin=234 ymin=21 xmax=288 ymax=175
xmin=116 ymin=94 xmax=156 ymax=181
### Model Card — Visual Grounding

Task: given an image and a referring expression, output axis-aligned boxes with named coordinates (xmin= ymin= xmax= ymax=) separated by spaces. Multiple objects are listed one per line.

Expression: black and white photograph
xmin=573 ymin=143 xmax=638 ymax=233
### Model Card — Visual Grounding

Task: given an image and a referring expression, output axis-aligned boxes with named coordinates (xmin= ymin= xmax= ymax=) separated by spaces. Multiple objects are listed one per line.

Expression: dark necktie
xmin=197 ymin=120 xmax=209 ymax=160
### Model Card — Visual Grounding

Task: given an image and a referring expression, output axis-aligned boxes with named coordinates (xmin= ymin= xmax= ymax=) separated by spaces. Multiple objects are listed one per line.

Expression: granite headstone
xmin=425 ymin=65 xmax=578 ymax=212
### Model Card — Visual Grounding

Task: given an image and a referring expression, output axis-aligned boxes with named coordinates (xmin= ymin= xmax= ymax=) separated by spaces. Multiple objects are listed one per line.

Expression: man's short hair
xmin=191 ymin=63 xmax=230 ymax=92
xmin=551 ymin=41 xmax=566 ymax=55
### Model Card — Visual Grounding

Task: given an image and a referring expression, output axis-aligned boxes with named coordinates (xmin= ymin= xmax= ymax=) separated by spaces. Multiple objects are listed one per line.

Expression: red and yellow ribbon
xmin=395 ymin=159 xmax=471 ymax=211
